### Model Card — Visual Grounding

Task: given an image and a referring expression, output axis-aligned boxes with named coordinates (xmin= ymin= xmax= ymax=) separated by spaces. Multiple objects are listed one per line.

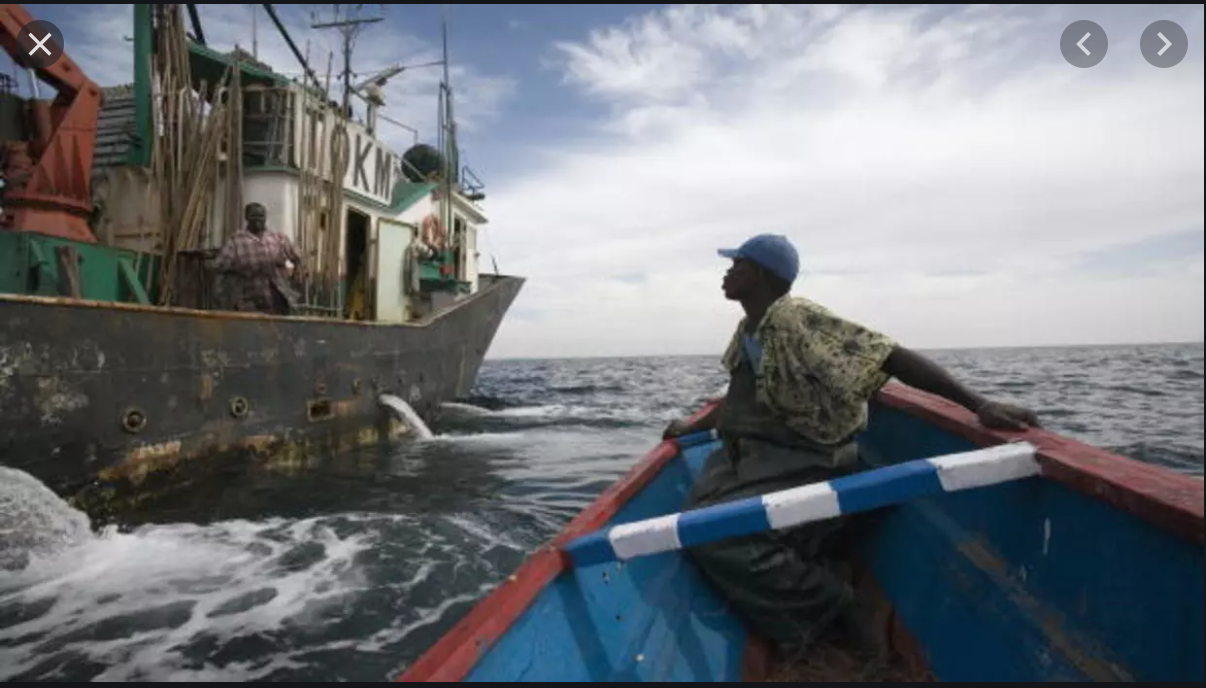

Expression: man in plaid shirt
xmin=209 ymin=202 xmax=302 ymax=314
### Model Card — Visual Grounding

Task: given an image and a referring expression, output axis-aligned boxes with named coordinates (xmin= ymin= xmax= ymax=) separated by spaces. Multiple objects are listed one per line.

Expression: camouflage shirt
xmin=721 ymin=295 xmax=897 ymax=445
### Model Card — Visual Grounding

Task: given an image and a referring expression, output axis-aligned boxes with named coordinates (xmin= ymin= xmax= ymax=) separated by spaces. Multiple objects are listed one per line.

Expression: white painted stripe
xmin=565 ymin=441 xmax=1045 ymax=567
xmin=608 ymin=514 xmax=682 ymax=561
xmin=928 ymin=442 xmax=1040 ymax=492
xmin=762 ymin=481 xmax=842 ymax=530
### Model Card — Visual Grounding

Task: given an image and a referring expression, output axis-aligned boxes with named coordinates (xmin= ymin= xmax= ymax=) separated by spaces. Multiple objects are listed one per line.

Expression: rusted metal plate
xmin=0 ymin=275 xmax=524 ymax=504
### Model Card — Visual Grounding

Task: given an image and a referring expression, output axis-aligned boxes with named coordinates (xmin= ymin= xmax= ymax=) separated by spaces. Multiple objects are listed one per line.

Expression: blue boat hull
xmin=400 ymin=385 xmax=1204 ymax=682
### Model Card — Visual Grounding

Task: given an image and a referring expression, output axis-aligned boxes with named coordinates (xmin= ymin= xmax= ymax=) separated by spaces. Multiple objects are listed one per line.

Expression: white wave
xmin=428 ymin=431 xmax=529 ymax=443
xmin=0 ymin=508 xmax=529 ymax=682
xmin=0 ymin=466 xmax=92 ymax=571
xmin=438 ymin=402 xmax=492 ymax=416
xmin=379 ymin=394 xmax=435 ymax=440
xmin=0 ymin=514 xmax=375 ymax=681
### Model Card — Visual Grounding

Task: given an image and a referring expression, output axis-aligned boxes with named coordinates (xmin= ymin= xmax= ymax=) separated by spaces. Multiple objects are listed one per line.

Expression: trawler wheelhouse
xmin=86 ymin=8 xmax=489 ymax=324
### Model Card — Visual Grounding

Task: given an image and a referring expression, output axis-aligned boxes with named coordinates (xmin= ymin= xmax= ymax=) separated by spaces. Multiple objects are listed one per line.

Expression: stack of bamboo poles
xmin=293 ymin=53 xmax=341 ymax=314
xmin=322 ymin=117 xmax=348 ymax=314
xmin=222 ymin=65 xmax=243 ymax=245
xmin=150 ymin=4 xmax=237 ymax=306
xmin=294 ymin=123 xmax=348 ymax=314
xmin=294 ymin=101 xmax=317 ymax=310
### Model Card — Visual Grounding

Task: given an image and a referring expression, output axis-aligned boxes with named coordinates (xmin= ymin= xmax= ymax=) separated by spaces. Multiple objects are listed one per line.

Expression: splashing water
xmin=438 ymin=401 xmax=492 ymax=417
xmin=378 ymin=394 xmax=435 ymax=440
xmin=0 ymin=489 xmax=523 ymax=680
xmin=0 ymin=466 xmax=92 ymax=571
xmin=1 ymin=347 xmax=1196 ymax=682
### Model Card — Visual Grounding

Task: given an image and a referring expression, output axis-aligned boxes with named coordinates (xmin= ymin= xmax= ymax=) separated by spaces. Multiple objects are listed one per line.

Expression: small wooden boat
xmin=398 ymin=384 xmax=1204 ymax=682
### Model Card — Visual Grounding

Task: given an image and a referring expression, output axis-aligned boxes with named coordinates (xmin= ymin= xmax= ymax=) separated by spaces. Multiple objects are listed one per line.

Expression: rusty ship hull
xmin=0 ymin=274 xmax=523 ymax=507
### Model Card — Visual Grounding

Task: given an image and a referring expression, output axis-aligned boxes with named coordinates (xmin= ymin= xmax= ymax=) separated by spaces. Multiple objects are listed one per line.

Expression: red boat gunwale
xmin=398 ymin=384 xmax=1203 ymax=682
xmin=396 ymin=403 xmax=723 ymax=682
xmin=877 ymin=383 xmax=1204 ymax=544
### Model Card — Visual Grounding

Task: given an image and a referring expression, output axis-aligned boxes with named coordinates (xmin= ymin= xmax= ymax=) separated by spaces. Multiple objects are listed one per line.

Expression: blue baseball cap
xmin=718 ymin=234 xmax=799 ymax=284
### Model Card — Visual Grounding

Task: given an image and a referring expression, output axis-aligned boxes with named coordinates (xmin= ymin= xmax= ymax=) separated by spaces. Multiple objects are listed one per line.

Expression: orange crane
xmin=0 ymin=3 xmax=102 ymax=243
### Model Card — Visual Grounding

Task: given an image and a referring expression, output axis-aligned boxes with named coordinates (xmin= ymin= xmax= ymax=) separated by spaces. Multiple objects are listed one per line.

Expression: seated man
xmin=663 ymin=233 xmax=1039 ymax=660
xmin=208 ymin=202 xmax=302 ymax=314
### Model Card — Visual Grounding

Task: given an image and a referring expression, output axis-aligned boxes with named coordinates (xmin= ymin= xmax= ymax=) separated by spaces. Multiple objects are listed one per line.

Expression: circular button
xmin=1140 ymin=20 xmax=1188 ymax=68
xmin=1061 ymin=20 xmax=1108 ymax=68
xmin=15 ymin=20 xmax=65 ymax=70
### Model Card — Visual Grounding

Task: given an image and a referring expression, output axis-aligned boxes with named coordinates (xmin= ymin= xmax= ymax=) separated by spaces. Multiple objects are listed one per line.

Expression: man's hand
xmin=663 ymin=418 xmax=694 ymax=440
xmin=976 ymin=401 xmax=1041 ymax=431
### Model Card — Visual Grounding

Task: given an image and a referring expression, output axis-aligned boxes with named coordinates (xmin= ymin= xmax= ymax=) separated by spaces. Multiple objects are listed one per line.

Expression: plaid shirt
xmin=211 ymin=229 xmax=301 ymax=312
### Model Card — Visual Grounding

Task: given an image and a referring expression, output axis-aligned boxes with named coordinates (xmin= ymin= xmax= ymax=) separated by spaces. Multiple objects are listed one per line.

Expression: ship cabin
xmin=5 ymin=9 xmax=487 ymax=326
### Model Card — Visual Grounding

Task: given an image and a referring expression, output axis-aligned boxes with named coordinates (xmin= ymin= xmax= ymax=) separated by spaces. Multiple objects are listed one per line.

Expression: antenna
xmin=438 ymin=4 xmax=463 ymax=277
xmin=311 ymin=4 xmax=385 ymax=118
xmin=439 ymin=4 xmax=458 ymax=186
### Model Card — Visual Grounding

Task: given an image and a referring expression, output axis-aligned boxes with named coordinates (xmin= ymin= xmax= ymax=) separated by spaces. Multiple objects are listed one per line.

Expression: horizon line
xmin=484 ymin=339 xmax=1205 ymax=363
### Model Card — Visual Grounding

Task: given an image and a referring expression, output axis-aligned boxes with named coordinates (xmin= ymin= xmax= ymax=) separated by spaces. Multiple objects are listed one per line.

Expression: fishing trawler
xmin=0 ymin=4 xmax=523 ymax=510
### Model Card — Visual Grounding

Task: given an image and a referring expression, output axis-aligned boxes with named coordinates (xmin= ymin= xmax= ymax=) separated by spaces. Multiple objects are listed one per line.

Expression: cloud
xmin=58 ymin=4 xmax=513 ymax=153
xmin=1072 ymin=227 xmax=1204 ymax=276
xmin=482 ymin=4 xmax=1204 ymax=358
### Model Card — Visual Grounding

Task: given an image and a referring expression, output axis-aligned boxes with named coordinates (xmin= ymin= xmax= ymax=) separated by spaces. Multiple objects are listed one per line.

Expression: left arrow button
xmin=1061 ymin=20 xmax=1108 ymax=68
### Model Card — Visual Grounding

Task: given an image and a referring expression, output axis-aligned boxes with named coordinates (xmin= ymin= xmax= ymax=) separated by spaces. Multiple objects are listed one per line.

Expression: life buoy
xmin=421 ymin=214 xmax=445 ymax=251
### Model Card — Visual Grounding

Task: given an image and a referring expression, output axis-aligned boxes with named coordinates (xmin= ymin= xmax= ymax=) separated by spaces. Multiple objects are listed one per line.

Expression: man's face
xmin=246 ymin=206 xmax=267 ymax=234
xmin=722 ymin=258 xmax=761 ymax=301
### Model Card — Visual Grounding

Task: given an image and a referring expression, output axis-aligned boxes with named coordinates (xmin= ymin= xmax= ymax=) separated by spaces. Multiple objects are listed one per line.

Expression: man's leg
xmin=686 ymin=514 xmax=853 ymax=654
xmin=269 ymin=285 xmax=291 ymax=315
xmin=683 ymin=442 xmax=855 ymax=655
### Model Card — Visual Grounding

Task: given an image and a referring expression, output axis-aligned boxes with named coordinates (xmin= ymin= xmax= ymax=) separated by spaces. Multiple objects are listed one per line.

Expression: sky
xmin=12 ymin=3 xmax=1205 ymax=359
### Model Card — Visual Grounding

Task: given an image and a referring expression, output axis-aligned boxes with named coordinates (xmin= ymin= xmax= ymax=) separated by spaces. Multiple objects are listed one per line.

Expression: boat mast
xmin=310 ymin=5 xmax=383 ymax=118
xmin=439 ymin=4 xmax=459 ymax=276
xmin=309 ymin=5 xmax=383 ymax=316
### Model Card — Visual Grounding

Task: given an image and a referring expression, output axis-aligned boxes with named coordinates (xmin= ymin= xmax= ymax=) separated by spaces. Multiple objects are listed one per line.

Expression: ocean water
xmin=0 ymin=343 xmax=1201 ymax=681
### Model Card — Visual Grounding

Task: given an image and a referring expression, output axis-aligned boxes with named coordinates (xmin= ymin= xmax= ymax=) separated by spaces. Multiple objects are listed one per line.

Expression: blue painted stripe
xmin=565 ymin=531 xmax=616 ymax=568
xmin=562 ymin=441 xmax=1040 ymax=568
xmin=831 ymin=458 xmax=943 ymax=513
xmin=677 ymin=496 xmax=771 ymax=549
xmin=675 ymin=429 xmax=719 ymax=449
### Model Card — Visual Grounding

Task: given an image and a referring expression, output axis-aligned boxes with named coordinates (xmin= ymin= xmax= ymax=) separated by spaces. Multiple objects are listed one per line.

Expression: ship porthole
xmin=121 ymin=407 xmax=147 ymax=434
xmin=229 ymin=396 xmax=250 ymax=419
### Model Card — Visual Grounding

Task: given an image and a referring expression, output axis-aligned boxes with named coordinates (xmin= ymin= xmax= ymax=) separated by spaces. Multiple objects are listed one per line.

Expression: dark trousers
xmin=269 ymin=284 xmax=292 ymax=315
xmin=684 ymin=437 xmax=861 ymax=655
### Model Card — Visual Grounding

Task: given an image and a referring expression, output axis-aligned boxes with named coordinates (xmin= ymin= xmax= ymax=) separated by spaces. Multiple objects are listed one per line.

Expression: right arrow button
xmin=1141 ymin=20 xmax=1188 ymax=68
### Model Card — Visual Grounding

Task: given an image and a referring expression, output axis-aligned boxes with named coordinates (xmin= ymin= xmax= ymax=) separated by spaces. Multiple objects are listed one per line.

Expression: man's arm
xmin=881 ymin=346 xmax=1040 ymax=430
xmin=663 ymin=399 xmax=725 ymax=439
xmin=281 ymin=235 xmax=302 ymax=266
xmin=882 ymin=346 xmax=988 ymax=412
xmin=208 ymin=240 xmax=241 ymax=274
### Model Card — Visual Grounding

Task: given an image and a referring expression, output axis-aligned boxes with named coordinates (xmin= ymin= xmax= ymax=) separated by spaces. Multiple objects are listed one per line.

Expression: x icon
xmin=28 ymin=32 xmax=52 ymax=56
